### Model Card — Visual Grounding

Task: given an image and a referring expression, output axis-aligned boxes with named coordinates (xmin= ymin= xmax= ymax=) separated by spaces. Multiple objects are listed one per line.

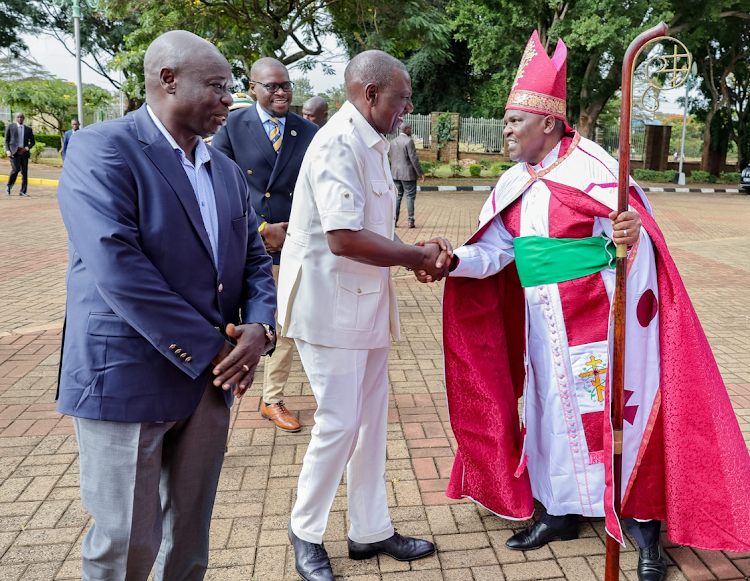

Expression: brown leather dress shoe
xmin=261 ymin=401 xmax=302 ymax=432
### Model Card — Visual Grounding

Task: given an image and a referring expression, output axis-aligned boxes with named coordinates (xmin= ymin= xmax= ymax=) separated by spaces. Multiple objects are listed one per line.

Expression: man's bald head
xmin=144 ymin=30 xmax=226 ymax=98
xmin=250 ymin=57 xmax=287 ymax=79
xmin=302 ymin=96 xmax=328 ymax=127
xmin=143 ymin=30 xmax=233 ymax=140
xmin=343 ymin=50 xmax=413 ymax=135
xmin=344 ymin=50 xmax=408 ymax=100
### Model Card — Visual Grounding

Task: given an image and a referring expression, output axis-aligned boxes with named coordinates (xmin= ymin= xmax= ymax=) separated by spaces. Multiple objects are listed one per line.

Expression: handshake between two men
xmin=209 ymin=230 xmax=454 ymax=401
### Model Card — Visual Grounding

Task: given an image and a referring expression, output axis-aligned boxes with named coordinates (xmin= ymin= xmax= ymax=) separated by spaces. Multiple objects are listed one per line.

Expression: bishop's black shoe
xmin=637 ymin=543 xmax=667 ymax=581
xmin=348 ymin=530 xmax=435 ymax=561
xmin=288 ymin=522 xmax=334 ymax=581
xmin=505 ymin=520 xmax=579 ymax=551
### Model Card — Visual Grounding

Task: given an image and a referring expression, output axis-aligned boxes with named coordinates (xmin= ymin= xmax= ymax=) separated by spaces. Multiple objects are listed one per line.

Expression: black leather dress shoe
xmin=506 ymin=520 xmax=578 ymax=551
xmin=637 ymin=544 xmax=667 ymax=581
xmin=348 ymin=530 xmax=435 ymax=561
xmin=288 ymin=523 xmax=334 ymax=581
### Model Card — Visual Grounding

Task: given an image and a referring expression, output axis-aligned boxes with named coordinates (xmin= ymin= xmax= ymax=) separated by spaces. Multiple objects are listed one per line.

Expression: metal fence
xmin=601 ymin=125 xmax=646 ymax=161
xmin=387 ymin=113 xmax=432 ymax=149
xmin=459 ymin=117 xmax=505 ymax=153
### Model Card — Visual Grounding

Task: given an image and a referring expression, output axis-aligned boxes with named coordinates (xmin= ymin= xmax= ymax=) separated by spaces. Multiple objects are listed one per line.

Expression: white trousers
xmin=291 ymin=339 xmax=394 ymax=545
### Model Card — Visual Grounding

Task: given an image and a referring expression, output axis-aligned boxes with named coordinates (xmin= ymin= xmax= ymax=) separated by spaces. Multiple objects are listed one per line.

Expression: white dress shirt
xmin=277 ymin=100 xmax=400 ymax=349
xmin=146 ymin=105 xmax=220 ymax=265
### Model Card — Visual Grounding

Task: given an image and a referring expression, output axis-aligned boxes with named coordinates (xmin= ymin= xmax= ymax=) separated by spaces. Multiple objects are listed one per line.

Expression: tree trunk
xmin=126 ymin=96 xmax=143 ymax=113
xmin=700 ymin=108 xmax=716 ymax=172
xmin=577 ymin=100 xmax=606 ymax=139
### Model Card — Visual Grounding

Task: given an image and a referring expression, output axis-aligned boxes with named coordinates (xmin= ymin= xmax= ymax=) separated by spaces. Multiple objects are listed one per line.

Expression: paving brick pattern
xmin=1 ymin=170 xmax=750 ymax=579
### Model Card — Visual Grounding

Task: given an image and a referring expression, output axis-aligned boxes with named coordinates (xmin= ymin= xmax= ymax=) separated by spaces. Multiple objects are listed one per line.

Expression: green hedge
xmin=469 ymin=164 xmax=482 ymax=177
xmin=29 ymin=142 xmax=46 ymax=163
xmin=719 ymin=172 xmax=741 ymax=183
xmin=420 ymin=161 xmax=437 ymax=177
xmin=632 ymin=169 xmax=677 ymax=183
xmin=688 ymin=170 xmax=710 ymax=183
xmin=489 ymin=161 xmax=515 ymax=176
xmin=35 ymin=133 xmax=62 ymax=151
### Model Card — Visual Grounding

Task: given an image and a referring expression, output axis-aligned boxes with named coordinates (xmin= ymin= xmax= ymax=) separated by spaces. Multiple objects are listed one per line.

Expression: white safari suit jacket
xmin=277 ymin=101 xmax=400 ymax=350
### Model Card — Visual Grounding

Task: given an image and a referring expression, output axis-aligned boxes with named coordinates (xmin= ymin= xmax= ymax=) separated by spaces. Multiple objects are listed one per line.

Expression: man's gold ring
xmin=242 ymin=364 xmax=250 ymax=372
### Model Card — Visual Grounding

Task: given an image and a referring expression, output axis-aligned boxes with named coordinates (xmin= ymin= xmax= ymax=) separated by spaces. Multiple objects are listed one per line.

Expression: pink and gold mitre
xmin=506 ymin=30 xmax=567 ymax=121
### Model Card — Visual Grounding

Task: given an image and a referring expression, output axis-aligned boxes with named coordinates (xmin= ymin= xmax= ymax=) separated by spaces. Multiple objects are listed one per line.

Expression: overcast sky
xmin=21 ymin=33 xmax=348 ymax=96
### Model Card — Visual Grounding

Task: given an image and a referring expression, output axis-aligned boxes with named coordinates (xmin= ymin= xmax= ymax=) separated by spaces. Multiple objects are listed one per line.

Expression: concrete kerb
xmin=417 ymin=185 xmax=743 ymax=193
xmin=1 ymin=173 xmax=59 ymax=187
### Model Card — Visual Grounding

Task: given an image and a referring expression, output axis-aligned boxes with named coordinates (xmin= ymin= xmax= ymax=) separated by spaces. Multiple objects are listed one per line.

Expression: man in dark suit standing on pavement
xmin=390 ymin=122 xmax=424 ymax=228
xmin=5 ymin=112 xmax=35 ymax=197
xmin=213 ymin=57 xmax=317 ymax=433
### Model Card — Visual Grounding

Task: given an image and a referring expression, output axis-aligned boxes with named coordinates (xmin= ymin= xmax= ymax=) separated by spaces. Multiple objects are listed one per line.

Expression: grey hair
xmin=344 ymin=50 xmax=408 ymax=99
xmin=400 ymin=122 xmax=412 ymax=131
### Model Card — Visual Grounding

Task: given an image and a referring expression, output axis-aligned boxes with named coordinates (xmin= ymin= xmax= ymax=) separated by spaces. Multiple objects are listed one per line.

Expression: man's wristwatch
xmin=261 ymin=323 xmax=276 ymax=343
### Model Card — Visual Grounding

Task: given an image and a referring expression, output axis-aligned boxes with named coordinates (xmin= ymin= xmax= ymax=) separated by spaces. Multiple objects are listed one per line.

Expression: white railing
xmin=459 ymin=117 xmax=505 ymax=153
xmin=92 ymin=103 xmax=122 ymax=123
xmin=601 ymin=125 xmax=646 ymax=161
xmin=387 ymin=113 xmax=432 ymax=149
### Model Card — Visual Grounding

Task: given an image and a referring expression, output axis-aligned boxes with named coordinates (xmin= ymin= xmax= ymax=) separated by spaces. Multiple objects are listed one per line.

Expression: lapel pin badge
xmin=291 ymin=130 xmax=297 ymax=137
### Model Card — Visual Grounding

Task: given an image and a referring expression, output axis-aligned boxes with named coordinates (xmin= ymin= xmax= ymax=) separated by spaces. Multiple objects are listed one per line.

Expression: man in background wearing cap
xmin=213 ymin=59 xmax=317 ymax=433
xmin=437 ymin=30 xmax=750 ymax=581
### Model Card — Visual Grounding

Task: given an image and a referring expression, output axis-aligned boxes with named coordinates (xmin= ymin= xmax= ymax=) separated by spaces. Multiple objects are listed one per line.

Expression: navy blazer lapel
xmin=211 ymin=160 xmax=231 ymax=275
xmin=134 ymin=106 xmax=216 ymax=269
xmin=267 ymin=114 xmax=301 ymax=190
xmin=245 ymin=106 xmax=277 ymax=170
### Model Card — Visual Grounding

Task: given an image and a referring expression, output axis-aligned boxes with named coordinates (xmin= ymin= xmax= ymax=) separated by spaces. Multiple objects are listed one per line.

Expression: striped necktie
xmin=269 ymin=117 xmax=282 ymax=153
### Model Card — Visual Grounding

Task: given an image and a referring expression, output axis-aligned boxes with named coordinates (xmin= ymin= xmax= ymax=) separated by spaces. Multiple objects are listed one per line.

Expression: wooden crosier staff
xmin=605 ymin=21 xmax=691 ymax=581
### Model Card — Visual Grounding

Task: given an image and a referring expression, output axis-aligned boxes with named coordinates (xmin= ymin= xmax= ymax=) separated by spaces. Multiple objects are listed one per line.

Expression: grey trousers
xmin=74 ymin=381 xmax=230 ymax=581
xmin=394 ymin=180 xmax=417 ymax=224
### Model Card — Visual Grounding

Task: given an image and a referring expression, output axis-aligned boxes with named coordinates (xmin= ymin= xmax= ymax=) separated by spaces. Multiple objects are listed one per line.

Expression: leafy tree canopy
xmin=0 ymin=77 xmax=112 ymax=135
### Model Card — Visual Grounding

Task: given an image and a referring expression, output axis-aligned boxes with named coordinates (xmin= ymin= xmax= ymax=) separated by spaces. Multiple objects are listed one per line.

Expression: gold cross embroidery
xmin=579 ymin=355 xmax=607 ymax=402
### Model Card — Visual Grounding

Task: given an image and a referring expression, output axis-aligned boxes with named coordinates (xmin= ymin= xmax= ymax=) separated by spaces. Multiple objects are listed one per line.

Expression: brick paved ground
xmin=1 ymin=171 xmax=750 ymax=580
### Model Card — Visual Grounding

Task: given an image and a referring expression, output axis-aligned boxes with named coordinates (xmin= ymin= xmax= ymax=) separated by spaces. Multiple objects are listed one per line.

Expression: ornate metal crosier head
xmin=635 ymin=37 xmax=692 ymax=113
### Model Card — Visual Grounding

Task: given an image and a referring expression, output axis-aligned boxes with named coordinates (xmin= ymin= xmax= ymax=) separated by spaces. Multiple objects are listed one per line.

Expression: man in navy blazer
xmin=57 ymin=31 xmax=276 ymax=580
xmin=212 ymin=57 xmax=317 ymax=433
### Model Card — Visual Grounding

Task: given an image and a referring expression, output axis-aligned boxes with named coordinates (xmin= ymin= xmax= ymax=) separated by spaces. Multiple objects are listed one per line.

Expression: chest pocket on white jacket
xmin=334 ymin=272 xmax=382 ymax=332
xmin=367 ymin=180 xmax=389 ymax=225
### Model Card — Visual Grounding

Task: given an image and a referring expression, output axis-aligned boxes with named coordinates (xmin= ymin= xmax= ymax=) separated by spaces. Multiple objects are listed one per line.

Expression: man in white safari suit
xmin=277 ymin=50 xmax=452 ymax=581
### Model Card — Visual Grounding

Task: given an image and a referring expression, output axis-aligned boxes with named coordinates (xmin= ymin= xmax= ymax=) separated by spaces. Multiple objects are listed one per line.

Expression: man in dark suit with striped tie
xmin=213 ymin=58 xmax=317 ymax=433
